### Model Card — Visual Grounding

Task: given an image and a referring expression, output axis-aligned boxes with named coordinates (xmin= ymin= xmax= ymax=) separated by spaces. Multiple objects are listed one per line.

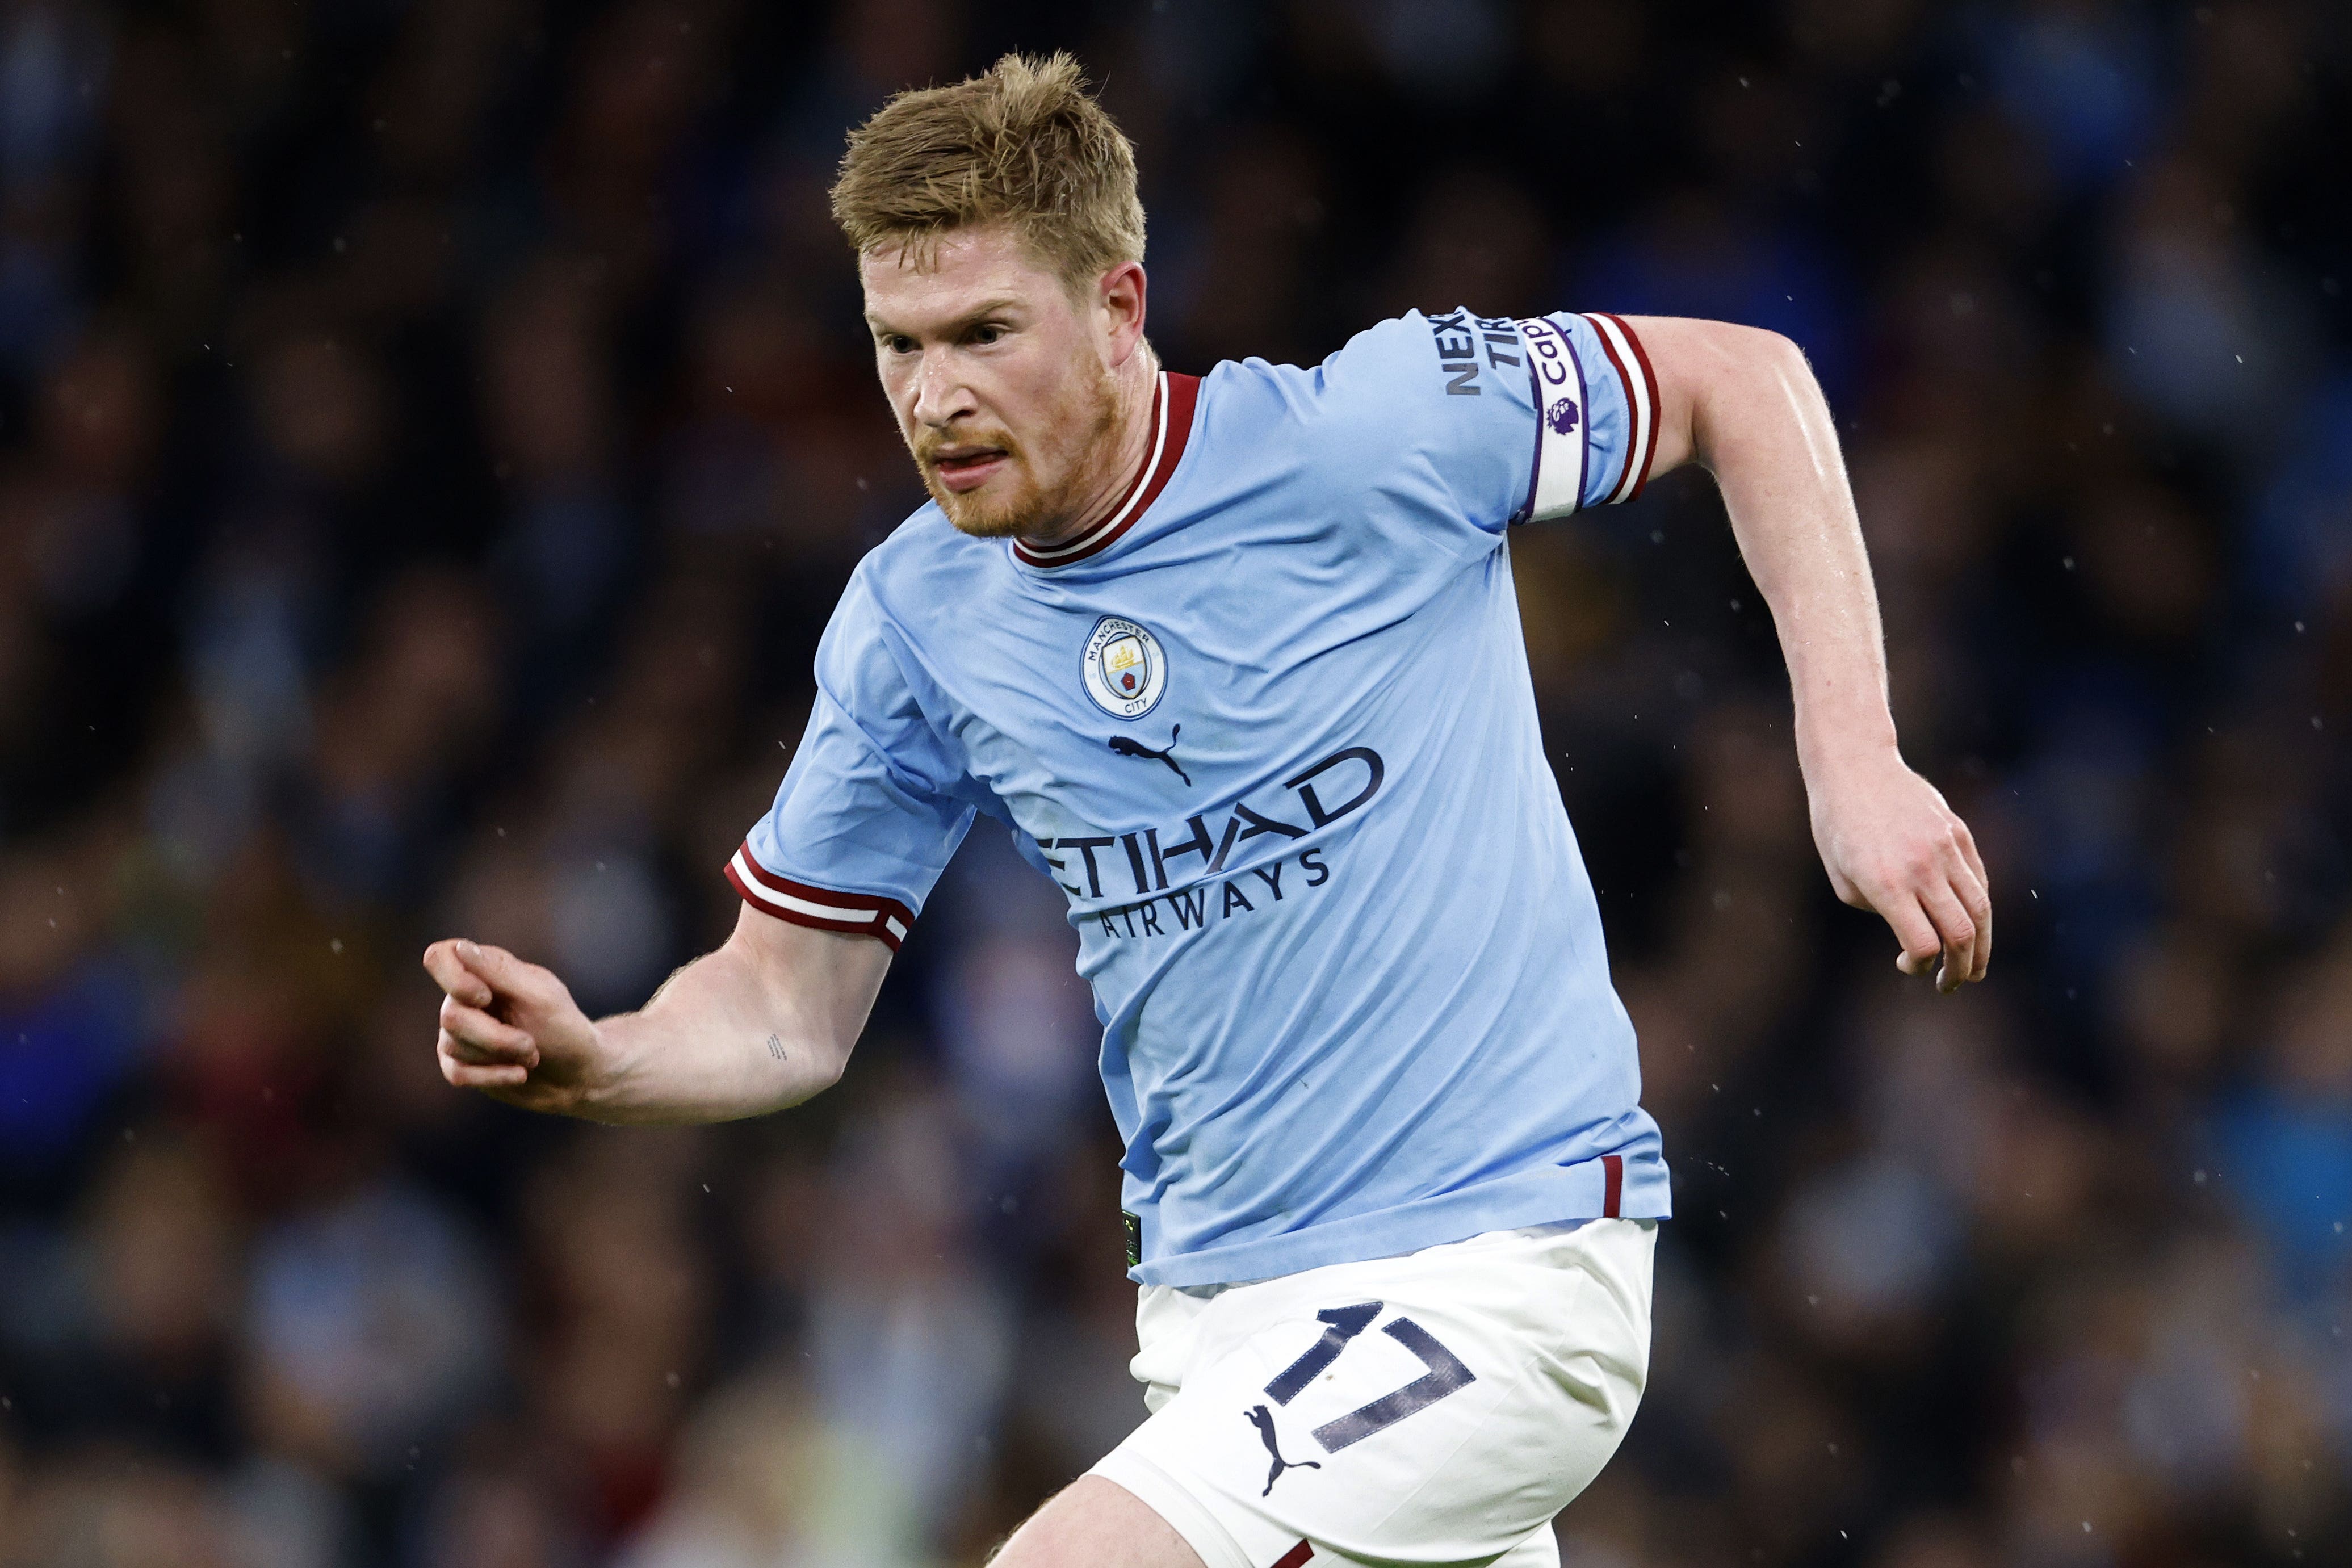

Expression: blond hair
xmin=830 ymin=52 xmax=1145 ymax=286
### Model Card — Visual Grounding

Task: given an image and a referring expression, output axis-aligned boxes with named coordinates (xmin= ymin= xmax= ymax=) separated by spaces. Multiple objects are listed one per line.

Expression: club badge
xmin=1082 ymin=614 xmax=1167 ymax=719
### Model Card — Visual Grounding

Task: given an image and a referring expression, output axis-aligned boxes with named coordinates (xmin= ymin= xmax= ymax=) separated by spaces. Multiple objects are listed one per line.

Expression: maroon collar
xmin=1011 ymin=371 xmax=1200 ymax=569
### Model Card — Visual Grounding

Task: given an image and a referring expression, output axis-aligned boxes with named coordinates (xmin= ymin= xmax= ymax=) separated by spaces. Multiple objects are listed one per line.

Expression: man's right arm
xmin=424 ymin=902 xmax=892 ymax=1125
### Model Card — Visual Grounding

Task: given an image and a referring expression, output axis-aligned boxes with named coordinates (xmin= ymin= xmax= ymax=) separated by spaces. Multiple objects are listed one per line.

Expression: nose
xmin=907 ymin=346 xmax=975 ymax=430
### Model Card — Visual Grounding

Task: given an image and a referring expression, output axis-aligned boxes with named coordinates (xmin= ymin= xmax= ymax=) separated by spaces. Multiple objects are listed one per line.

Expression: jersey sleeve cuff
xmin=1582 ymin=312 xmax=1660 ymax=505
xmin=725 ymin=842 xmax=915 ymax=950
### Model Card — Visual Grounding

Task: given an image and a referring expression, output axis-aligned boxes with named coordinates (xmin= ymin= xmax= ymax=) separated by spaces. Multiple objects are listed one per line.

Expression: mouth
xmin=928 ymin=446 xmax=1011 ymax=493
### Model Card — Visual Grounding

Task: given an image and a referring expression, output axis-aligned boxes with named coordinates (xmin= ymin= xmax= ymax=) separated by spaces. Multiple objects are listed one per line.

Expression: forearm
xmin=578 ymin=953 xmax=823 ymax=1124
xmin=582 ymin=916 xmax=886 ymax=1125
xmin=1679 ymin=326 xmax=1897 ymax=773
xmin=1603 ymin=315 xmax=1990 ymax=989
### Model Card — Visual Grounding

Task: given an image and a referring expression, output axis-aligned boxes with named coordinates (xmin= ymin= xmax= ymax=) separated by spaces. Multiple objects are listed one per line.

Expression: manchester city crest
xmin=1081 ymin=615 xmax=1168 ymax=719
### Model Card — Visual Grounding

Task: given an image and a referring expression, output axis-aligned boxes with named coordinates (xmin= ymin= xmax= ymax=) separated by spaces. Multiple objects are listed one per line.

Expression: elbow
xmin=1763 ymin=328 xmax=1818 ymax=388
xmin=802 ymin=1038 xmax=852 ymax=1098
xmin=814 ymin=1049 xmax=850 ymax=1094
xmin=1681 ymin=318 xmax=1809 ymax=383
xmin=1716 ymin=322 xmax=1809 ymax=382
xmin=774 ymin=1048 xmax=846 ymax=1114
xmin=1751 ymin=329 xmax=1825 ymax=409
xmin=1684 ymin=322 xmax=1825 ymax=469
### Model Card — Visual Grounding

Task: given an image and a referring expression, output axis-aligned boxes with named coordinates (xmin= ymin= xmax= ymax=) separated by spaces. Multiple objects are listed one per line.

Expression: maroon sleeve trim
xmin=1596 ymin=312 xmax=1662 ymax=502
xmin=725 ymin=841 xmax=914 ymax=951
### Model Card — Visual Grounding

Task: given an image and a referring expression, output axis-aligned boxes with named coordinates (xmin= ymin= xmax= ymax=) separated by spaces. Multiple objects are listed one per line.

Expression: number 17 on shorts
xmin=1251 ymin=1301 xmax=1474 ymax=1490
xmin=1091 ymin=1219 xmax=1656 ymax=1568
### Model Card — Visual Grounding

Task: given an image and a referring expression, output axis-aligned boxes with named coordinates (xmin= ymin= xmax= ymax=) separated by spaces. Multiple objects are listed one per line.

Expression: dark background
xmin=2 ymin=1 xmax=2349 ymax=1564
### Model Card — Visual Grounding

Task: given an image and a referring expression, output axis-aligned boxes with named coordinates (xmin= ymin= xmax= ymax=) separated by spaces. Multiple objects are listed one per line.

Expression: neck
xmin=1017 ymin=347 xmax=1160 ymax=551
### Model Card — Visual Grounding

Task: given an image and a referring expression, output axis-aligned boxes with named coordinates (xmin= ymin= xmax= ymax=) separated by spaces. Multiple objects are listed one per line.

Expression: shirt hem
xmin=1130 ymin=1154 xmax=1671 ymax=1288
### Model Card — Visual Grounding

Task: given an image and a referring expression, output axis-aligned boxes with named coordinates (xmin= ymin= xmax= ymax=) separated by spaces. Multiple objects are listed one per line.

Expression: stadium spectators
xmin=0 ymin=3 xmax=2346 ymax=1564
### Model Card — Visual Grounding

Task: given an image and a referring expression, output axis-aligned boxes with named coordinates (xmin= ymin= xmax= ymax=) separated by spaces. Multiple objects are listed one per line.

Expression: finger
xmin=438 ymin=1034 xmax=528 ymax=1087
xmin=439 ymin=1022 xmax=535 ymax=1072
xmin=439 ymin=1027 xmax=506 ymax=1071
xmin=442 ymin=1055 xmax=530 ymax=1091
xmin=1932 ymin=832 xmax=1991 ymax=985
xmin=438 ymin=991 xmax=534 ymax=1048
xmin=1947 ymin=870 xmax=1985 ymax=982
xmin=460 ymin=940 xmax=540 ymax=999
xmin=1917 ymin=880 xmax=1978 ymax=994
xmin=1949 ymin=823 xmax=1992 ymax=981
xmin=438 ymin=1000 xmax=539 ymax=1065
xmin=1882 ymin=892 xmax=1943 ymax=979
xmin=1951 ymin=863 xmax=1992 ymax=983
xmin=1950 ymin=816 xmax=1990 ymax=896
xmin=1915 ymin=840 xmax=1982 ymax=987
xmin=422 ymin=940 xmax=494 ymax=1008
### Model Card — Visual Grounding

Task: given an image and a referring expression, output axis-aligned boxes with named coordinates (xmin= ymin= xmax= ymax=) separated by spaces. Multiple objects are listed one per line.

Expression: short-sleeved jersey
xmin=731 ymin=309 xmax=1670 ymax=1287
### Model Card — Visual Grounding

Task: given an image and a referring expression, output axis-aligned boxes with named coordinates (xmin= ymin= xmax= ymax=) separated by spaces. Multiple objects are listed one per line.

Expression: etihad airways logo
xmin=1038 ymin=746 xmax=1383 ymax=941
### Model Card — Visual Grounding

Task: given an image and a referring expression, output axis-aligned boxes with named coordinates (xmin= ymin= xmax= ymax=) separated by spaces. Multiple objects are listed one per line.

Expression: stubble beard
xmin=915 ymin=356 xmax=1123 ymax=540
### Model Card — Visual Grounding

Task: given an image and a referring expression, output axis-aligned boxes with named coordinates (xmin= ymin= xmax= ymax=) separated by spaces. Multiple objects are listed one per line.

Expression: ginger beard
xmin=908 ymin=349 xmax=1122 ymax=539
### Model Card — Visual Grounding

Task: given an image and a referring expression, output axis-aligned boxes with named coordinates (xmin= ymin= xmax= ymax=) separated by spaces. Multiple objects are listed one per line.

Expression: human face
xmin=861 ymin=225 xmax=1144 ymax=540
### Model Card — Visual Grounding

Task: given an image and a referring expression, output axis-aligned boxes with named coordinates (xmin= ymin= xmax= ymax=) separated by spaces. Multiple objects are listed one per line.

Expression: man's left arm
xmin=1627 ymin=316 xmax=1990 ymax=992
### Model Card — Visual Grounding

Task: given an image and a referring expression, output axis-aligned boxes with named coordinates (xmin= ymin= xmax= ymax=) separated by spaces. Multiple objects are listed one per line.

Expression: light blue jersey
xmin=731 ymin=308 xmax=1671 ymax=1286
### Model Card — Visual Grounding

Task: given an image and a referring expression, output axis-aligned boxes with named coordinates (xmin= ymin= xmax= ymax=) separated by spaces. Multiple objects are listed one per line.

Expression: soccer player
xmin=425 ymin=53 xmax=1990 ymax=1568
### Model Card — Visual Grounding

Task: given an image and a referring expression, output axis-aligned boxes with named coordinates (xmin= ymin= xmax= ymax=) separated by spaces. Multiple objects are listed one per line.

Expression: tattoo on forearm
xmin=765 ymin=1033 xmax=786 ymax=1060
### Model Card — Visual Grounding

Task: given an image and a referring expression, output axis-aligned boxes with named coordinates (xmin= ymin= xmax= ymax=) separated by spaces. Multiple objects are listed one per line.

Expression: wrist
xmin=573 ymin=1015 xmax=636 ymax=1120
xmin=1793 ymin=708 xmax=1900 ymax=775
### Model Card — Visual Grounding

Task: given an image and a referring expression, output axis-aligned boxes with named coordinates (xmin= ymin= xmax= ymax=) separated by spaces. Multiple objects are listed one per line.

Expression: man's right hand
xmin=423 ymin=906 xmax=890 ymax=1126
xmin=423 ymin=939 xmax=609 ymax=1116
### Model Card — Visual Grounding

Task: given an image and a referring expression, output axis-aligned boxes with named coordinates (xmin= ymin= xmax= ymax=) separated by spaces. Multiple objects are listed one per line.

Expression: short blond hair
xmin=830 ymin=52 xmax=1145 ymax=286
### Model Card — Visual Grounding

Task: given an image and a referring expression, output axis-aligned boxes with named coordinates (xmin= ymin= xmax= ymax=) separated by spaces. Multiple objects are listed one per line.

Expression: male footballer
xmin=426 ymin=53 xmax=1990 ymax=1568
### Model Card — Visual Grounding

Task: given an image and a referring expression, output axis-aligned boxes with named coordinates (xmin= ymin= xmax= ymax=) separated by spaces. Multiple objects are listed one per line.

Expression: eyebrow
xmin=865 ymin=298 xmax=1024 ymax=338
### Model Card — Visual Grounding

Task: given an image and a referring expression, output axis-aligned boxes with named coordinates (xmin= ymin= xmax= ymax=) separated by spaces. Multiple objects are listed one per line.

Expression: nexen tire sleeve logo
xmin=1083 ymin=615 xmax=1167 ymax=719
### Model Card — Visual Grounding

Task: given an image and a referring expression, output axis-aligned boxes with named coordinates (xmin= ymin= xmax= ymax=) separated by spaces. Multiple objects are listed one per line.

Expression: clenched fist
xmin=422 ymin=939 xmax=611 ymax=1114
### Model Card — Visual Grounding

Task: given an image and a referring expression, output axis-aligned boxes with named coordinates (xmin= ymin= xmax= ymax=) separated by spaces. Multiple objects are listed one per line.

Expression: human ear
xmin=1097 ymin=261 xmax=1148 ymax=367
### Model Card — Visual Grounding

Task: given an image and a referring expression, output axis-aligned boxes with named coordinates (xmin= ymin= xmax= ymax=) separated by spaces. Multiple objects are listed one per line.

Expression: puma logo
xmin=1108 ymin=723 xmax=1190 ymax=786
xmin=1244 ymin=1403 xmax=1320 ymax=1496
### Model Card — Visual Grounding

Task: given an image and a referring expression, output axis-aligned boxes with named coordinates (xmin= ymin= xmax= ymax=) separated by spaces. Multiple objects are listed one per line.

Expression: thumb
xmin=459 ymin=940 xmax=535 ymax=999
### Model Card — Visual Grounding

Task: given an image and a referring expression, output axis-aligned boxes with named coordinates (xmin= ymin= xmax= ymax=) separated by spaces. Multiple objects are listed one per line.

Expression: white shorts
xmin=1089 ymin=1218 xmax=1655 ymax=1568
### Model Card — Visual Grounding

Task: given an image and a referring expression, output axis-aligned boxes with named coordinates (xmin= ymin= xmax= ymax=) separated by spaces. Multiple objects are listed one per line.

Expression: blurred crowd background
xmin=0 ymin=1 xmax=2347 ymax=1565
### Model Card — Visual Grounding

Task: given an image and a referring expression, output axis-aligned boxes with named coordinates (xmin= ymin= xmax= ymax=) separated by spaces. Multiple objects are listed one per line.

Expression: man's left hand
xmin=1808 ymin=752 xmax=1992 ymax=993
